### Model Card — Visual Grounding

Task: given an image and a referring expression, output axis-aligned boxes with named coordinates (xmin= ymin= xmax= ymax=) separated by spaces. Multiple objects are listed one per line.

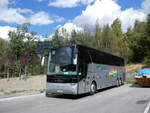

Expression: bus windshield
xmin=48 ymin=46 xmax=77 ymax=75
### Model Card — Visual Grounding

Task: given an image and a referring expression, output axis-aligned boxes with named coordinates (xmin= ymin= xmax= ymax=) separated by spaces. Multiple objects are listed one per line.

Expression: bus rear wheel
xmin=119 ymin=78 xmax=124 ymax=85
xmin=117 ymin=78 xmax=122 ymax=87
xmin=116 ymin=79 xmax=120 ymax=87
xmin=90 ymin=82 xmax=97 ymax=95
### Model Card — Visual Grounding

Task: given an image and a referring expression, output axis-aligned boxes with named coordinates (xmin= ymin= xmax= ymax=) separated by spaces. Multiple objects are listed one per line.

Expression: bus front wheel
xmin=90 ymin=82 xmax=97 ymax=95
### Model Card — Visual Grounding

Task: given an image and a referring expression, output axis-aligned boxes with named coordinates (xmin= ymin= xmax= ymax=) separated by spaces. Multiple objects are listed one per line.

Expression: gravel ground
xmin=0 ymin=75 xmax=46 ymax=96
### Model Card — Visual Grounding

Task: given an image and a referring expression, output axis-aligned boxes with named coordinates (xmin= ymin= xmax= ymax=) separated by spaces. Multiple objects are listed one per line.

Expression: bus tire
xmin=90 ymin=82 xmax=97 ymax=95
xmin=120 ymin=78 xmax=124 ymax=85
xmin=117 ymin=78 xmax=122 ymax=86
xmin=121 ymin=79 xmax=124 ymax=85
xmin=116 ymin=79 xmax=120 ymax=87
xmin=119 ymin=78 xmax=122 ymax=86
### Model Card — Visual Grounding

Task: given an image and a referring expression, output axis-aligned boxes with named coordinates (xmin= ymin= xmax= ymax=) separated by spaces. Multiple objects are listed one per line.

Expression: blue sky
xmin=117 ymin=0 xmax=143 ymax=10
xmin=0 ymin=0 xmax=149 ymax=40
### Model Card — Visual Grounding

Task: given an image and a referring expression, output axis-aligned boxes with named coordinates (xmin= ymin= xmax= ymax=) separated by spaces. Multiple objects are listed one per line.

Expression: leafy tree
xmin=111 ymin=18 xmax=127 ymax=60
xmin=0 ymin=38 xmax=9 ymax=74
xmin=143 ymin=14 xmax=150 ymax=66
xmin=111 ymin=18 xmax=122 ymax=38
xmin=51 ymin=15 xmax=150 ymax=66
xmin=146 ymin=14 xmax=150 ymax=36
xmin=92 ymin=20 xmax=102 ymax=50
xmin=101 ymin=25 xmax=116 ymax=53
xmin=126 ymin=20 xmax=147 ymax=62
xmin=7 ymin=23 xmax=43 ymax=77
xmin=70 ymin=30 xmax=79 ymax=44
xmin=51 ymin=29 xmax=65 ymax=47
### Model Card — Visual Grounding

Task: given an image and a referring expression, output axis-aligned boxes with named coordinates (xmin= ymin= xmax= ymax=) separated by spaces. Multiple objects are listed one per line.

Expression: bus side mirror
xmin=73 ymin=54 xmax=77 ymax=65
xmin=41 ymin=56 xmax=45 ymax=66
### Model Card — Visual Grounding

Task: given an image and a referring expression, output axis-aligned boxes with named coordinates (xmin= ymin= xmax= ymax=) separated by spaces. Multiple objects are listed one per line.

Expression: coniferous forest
xmin=0 ymin=14 xmax=150 ymax=78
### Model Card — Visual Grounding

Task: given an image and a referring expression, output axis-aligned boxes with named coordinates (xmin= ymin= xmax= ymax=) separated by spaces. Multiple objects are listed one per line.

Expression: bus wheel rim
xmin=91 ymin=83 xmax=96 ymax=93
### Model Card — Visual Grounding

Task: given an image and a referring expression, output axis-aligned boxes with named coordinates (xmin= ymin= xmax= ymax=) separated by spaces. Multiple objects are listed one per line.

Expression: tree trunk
xmin=24 ymin=66 xmax=27 ymax=80
xmin=7 ymin=68 xmax=9 ymax=81
xmin=19 ymin=68 xmax=22 ymax=80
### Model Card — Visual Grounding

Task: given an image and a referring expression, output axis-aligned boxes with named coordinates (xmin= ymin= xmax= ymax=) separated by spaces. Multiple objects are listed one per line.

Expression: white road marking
xmin=144 ymin=102 xmax=150 ymax=113
xmin=0 ymin=93 xmax=44 ymax=102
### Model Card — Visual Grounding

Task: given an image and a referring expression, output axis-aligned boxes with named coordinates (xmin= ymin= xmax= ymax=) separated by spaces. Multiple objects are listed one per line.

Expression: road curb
xmin=0 ymin=93 xmax=44 ymax=102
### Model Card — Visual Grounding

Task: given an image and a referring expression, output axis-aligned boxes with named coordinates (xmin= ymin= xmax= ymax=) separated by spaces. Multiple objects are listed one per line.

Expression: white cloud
xmin=59 ymin=23 xmax=83 ymax=33
xmin=34 ymin=36 xmax=52 ymax=41
xmin=29 ymin=12 xmax=53 ymax=25
xmin=142 ymin=0 xmax=150 ymax=13
xmin=0 ymin=0 xmax=64 ymax=25
xmin=0 ymin=0 xmax=9 ymax=9
xmin=118 ymin=8 xmax=146 ymax=31
xmin=56 ymin=23 xmax=83 ymax=38
xmin=54 ymin=16 xmax=65 ymax=22
xmin=0 ymin=26 xmax=16 ymax=40
xmin=48 ymin=0 xmax=95 ymax=8
xmin=0 ymin=26 xmax=50 ymax=41
xmin=72 ymin=0 xmax=146 ymax=32
xmin=16 ymin=8 xmax=33 ymax=14
xmin=0 ymin=8 xmax=28 ymax=24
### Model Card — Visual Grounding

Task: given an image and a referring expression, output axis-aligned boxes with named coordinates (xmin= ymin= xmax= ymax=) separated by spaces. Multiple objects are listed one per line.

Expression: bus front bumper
xmin=46 ymin=83 xmax=78 ymax=95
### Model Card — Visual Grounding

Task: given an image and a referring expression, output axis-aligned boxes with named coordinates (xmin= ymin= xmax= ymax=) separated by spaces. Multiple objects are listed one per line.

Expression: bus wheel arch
xmin=90 ymin=81 xmax=97 ymax=95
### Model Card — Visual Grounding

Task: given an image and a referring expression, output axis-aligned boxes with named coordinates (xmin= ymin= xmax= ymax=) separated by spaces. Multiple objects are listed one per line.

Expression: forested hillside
xmin=51 ymin=14 xmax=150 ymax=65
xmin=0 ymin=14 xmax=150 ymax=78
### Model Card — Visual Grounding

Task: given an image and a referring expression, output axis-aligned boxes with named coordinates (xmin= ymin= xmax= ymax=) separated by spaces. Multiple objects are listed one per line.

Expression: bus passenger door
xmin=78 ymin=78 xmax=86 ymax=94
xmin=85 ymin=63 xmax=94 ymax=92
xmin=85 ymin=73 xmax=91 ymax=92
xmin=78 ymin=61 xmax=88 ymax=94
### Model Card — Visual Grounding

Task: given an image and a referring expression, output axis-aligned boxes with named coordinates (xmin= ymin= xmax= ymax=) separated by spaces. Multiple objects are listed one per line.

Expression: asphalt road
xmin=0 ymin=84 xmax=150 ymax=113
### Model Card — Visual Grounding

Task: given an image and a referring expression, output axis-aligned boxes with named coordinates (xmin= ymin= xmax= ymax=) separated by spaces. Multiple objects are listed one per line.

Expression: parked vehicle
xmin=135 ymin=68 xmax=150 ymax=86
xmin=46 ymin=44 xmax=125 ymax=96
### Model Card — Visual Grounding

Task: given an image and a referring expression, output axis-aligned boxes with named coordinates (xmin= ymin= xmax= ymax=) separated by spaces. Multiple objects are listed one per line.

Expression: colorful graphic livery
xmin=95 ymin=65 xmax=118 ymax=77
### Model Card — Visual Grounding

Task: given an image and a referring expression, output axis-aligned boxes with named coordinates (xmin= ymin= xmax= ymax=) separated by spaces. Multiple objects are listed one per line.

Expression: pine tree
xmin=93 ymin=20 xmax=102 ymax=50
xmin=111 ymin=18 xmax=126 ymax=57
